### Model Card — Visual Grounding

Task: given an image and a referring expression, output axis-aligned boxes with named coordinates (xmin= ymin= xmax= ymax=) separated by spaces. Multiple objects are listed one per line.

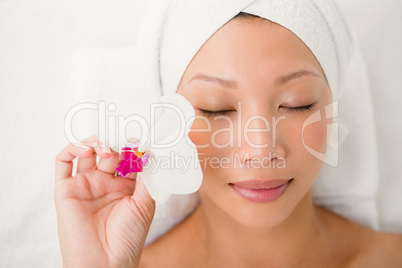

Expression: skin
xmin=139 ymin=16 xmax=402 ymax=268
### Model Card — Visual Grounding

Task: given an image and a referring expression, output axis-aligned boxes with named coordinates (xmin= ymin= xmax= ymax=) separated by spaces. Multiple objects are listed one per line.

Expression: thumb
xmin=131 ymin=175 xmax=156 ymax=217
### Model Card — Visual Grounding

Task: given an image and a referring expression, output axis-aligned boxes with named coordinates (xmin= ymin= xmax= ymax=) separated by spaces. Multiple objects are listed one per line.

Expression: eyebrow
xmin=188 ymin=69 xmax=322 ymax=89
xmin=188 ymin=73 xmax=238 ymax=88
xmin=278 ymin=69 xmax=322 ymax=85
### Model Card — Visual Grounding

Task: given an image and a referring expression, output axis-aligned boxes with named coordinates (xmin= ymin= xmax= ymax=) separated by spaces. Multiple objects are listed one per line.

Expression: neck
xmin=187 ymin=191 xmax=331 ymax=267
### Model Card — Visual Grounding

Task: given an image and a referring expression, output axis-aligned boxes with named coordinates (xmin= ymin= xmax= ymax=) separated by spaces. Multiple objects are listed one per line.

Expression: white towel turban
xmin=132 ymin=0 xmax=380 ymax=245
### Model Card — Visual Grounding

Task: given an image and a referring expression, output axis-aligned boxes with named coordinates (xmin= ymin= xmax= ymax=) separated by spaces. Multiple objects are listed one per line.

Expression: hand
xmin=54 ymin=136 xmax=155 ymax=268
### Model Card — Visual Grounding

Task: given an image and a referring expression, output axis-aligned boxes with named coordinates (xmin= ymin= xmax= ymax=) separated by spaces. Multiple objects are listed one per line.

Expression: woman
xmin=54 ymin=4 xmax=402 ymax=268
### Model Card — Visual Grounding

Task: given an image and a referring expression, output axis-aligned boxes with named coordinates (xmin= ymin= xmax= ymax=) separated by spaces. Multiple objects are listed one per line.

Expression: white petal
xmin=158 ymin=93 xmax=196 ymax=124
xmin=138 ymin=93 xmax=195 ymax=152
xmin=144 ymin=136 xmax=203 ymax=195
xmin=141 ymin=169 xmax=172 ymax=204
xmin=137 ymin=93 xmax=203 ymax=203
xmin=130 ymin=93 xmax=202 ymax=203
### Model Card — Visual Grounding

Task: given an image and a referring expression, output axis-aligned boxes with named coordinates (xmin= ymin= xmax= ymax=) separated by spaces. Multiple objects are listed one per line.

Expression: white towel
xmin=70 ymin=0 xmax=379 ymax=246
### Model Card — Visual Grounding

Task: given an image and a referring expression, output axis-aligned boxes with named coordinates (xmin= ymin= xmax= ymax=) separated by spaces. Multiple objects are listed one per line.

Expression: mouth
xmin=229 ymin=178 xmax=293 ymax=203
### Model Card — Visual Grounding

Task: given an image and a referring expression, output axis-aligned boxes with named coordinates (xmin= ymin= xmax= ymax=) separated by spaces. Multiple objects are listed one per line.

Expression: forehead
xmin=181 ymin=18 xmax=326 ymax=84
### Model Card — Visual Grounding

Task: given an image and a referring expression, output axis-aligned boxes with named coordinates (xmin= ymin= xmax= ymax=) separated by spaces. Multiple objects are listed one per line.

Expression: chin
xmin=199 ymin=184 xmax=299 ymax=230
xmin=228 ymin=197 xmax=297 ymax=230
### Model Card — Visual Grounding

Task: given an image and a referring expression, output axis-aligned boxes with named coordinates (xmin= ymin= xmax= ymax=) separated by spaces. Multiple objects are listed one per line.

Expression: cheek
xmin=189 ymin=119 xmax=233 ymax=190
xmin=290 ymin=116 xmax=328 ymax=181
xmin=276 ymin=114 xmax=328 ymax=181
xmin=276 ymin=114 xmax=327 ymax=153
xmin=188 ymin=120 xmax=211 ymax=152
xmin=189 ymin=118 xmax=232 ymax=159
xmin=302 ymin=118 xmax=328 ymax=155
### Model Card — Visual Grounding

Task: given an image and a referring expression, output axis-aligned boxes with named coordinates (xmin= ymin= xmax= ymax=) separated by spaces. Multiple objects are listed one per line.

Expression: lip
xmin=230 ymin=178 xmax=293 ymax=203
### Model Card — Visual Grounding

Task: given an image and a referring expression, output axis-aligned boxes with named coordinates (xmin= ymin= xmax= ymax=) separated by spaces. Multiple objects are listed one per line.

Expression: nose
xmin=235 ymin=109 xmax=286 ymax=166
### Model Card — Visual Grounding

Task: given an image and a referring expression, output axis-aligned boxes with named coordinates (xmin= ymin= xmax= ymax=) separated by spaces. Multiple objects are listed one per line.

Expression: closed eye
xmin=199 ymin=103 xmax=316 ymax=118
xmin=281 ymin=103 xmax=316 ymax=114
xmin=199 ymin=109 xmax=233 ymax=118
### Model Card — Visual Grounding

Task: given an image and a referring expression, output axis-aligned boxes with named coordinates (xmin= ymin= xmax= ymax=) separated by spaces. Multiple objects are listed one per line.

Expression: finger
xmin=97 ymin=147 xmax=120 ymax=174
xmin=80 ymin=136 xmax=112 ymax=160
xmin=132 ymin=175 xmax=155 ymax=213
xmin=76 ymin=150 xmax=96 ymax=173
xmin=55 ymin=142 xmax=94 ymax=182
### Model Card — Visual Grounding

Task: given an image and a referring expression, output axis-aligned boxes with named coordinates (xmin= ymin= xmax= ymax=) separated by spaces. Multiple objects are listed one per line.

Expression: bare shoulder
xmin=348 ymin=230 xmax=402 ymax=267
xmin=368 ymin=231 xmax=402 ymax=266
xmin=138 ymin=214 xmax=201 ymax=268
xmin=315 ymin=206 xmax=402 ymax=267
xmin=138 ymin=229 xmax=179 ymax=268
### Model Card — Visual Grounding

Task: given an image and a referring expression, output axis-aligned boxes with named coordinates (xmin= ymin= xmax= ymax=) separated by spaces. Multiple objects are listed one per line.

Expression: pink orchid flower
xmin=115 ymin=141 xmax=150 ymax=178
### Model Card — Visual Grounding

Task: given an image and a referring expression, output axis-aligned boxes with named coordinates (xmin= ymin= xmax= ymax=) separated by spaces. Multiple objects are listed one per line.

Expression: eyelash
xmin=284 ymin=103 xmax=316 ymax=114
xmin=200 ymin=109 xmax=233 ymax=117
xmin=199 ymin=103 xmax=315 ymax=117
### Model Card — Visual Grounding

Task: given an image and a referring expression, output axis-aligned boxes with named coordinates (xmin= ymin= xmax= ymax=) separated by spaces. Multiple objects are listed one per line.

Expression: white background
xmin=0 ymin=0 xmax=401 ymax=266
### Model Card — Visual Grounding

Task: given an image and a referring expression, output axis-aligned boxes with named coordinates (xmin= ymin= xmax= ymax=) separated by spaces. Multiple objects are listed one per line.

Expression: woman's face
xmin=176 ymin=17 xmax=333 ymax=228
